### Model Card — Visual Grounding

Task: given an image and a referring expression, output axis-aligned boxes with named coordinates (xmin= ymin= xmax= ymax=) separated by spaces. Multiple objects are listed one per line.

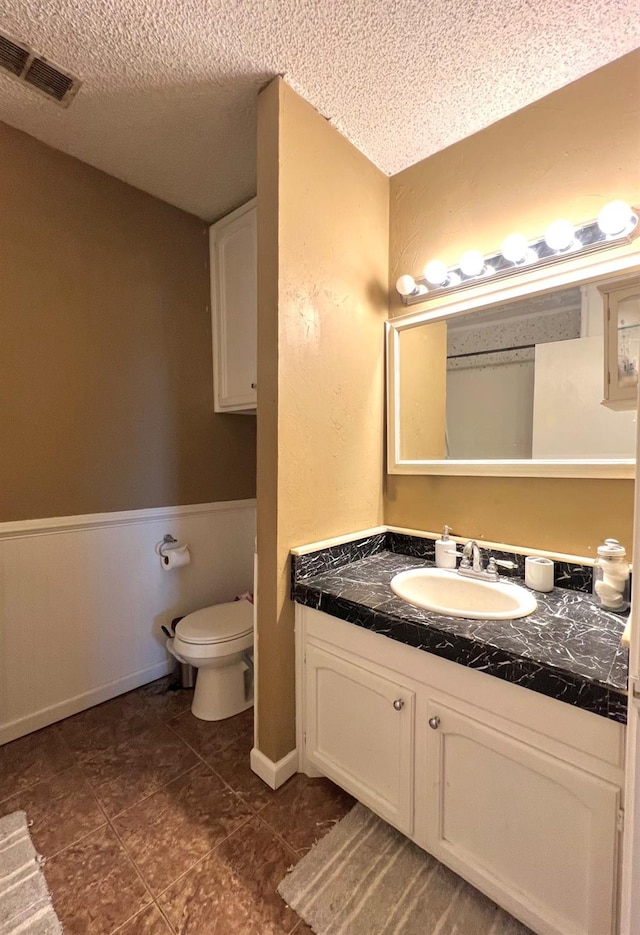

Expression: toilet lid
xmin=175 ymin=600 xmax=253 ymax=645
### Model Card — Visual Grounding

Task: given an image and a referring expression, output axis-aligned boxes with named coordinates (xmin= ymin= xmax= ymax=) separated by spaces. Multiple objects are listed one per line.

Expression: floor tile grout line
xmin=9 ymin=757 xmax=114 ymax=864
xmin=66 ymin=737 xmax=128 ymax=830
xmin=104 ymin=896 xmax=180 ymax=935
xmin=104 ymin=899 xmax=161 ymax=935
xmin=0 ymin=760 xmax=91 ymax=809
xmin=103 ymin=761 xmax=208 ymax=822
xmin=69 ymin=718 xmax=190 ymax=771
xmin=41 ymin=819 xmax=110 ymax=863
xmin=121 ymin=812 xmax=255 ymax=910
xmin=4 ymin=686 xmax=314 ymax=935
xmin=106 ymin=805 xmax=158 ymax=913
xmin=0 ymin=765 xmax=73 ymax=807
xmin=152 ymin=810 xmax=258 ymax=903
xmin=0 ymin=715 xmax=85 ymax=805
xmin=93 ymin=726 xmax=258 ymax=825
xmin=204 ymin=758 xmax=267 ymax=817
xmin=105 ymin=755 xmax=259 ymax=908
xmin=154 ymin=896 xmax=180 ymax=935
xmin=52 ymin=683 xmax=184 ymax=763
xmin=161 ymin=717 xmax=258 ymax=795
xmin=0 ymin=681 xmax=190 ymax=806
xmin=63 ymin=736 xmax=158 ymax=921
xmin=253 ymin=811 xmax=306 ymax=863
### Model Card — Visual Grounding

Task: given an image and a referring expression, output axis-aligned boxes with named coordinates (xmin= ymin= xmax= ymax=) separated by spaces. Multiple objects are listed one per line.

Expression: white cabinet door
xmin=210 ymin=199 xmax=257 ymax=411
xmin=424 ymin=700 xmax=620 ymax=935
xmin=306 ymin=643 xmax=415 ymax=834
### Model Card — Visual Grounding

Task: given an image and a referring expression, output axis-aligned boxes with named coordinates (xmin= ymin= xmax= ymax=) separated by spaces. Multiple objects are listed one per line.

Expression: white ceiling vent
xmin=0 ymin=30 xmax=81 ymax=106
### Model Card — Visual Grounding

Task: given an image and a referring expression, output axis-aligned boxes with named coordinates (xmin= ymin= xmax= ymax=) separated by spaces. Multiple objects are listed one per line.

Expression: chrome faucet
xmin=460 ymin=540 xmax=482 ymax=574
xmin=459 ymin=540 xmax=486 ymax=578
xmin=458 ymin=540 xmax=516 ymax=582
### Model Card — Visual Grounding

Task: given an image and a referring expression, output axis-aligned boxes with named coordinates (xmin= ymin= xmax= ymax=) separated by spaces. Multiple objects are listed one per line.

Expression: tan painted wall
xmin=398 ymin=322 xmax=447 ymax=460
xmin=386 ymin=52 xmax=640 ymax=557
xmin=0 ymin=122 xmax=256 ymax=522
xmin=256 ymin=79 xmax=389 ymax=761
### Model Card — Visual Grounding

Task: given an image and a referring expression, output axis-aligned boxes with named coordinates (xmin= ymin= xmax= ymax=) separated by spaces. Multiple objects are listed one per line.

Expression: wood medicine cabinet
xmin=601 ymin=276 xmax=640 ymax=410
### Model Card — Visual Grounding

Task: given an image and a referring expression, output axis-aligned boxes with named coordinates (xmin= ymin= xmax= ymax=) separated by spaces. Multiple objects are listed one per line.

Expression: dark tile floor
xmin=0 ymin=678 xmax=355 ymax=935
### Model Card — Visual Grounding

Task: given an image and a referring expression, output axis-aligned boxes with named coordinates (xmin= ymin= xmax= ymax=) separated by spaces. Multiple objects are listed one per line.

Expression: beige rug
xmin=0 ymin=811 xmax=62 ymax=935
xmin=278 ymin=803 xmax=532 ymax=935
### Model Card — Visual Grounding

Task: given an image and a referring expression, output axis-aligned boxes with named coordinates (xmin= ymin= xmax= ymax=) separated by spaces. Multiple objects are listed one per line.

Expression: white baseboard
xmin=0 ymin=660 xmax=171 ymax=746
xmin=250 ymin=746 xmax=298 ymax=790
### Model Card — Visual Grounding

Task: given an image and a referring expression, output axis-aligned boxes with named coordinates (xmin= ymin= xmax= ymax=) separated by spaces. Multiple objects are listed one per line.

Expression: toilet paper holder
xmin=155 ymin=534 xmax=191 ymax=571
xmin=156 ymin=534 xmax=178 ymax=558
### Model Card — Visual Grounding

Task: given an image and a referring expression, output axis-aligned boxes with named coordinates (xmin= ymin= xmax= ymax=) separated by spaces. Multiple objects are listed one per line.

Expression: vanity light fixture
xmin=459 ymin=250 xmax=488 ymax=278
xmin=500 ymin=233 xmax=536 ymax=265
xmin=543 ymin=218 xmax=576 ymax=252
xmin=424 ymin=260 xmax=450 ymax=287
xmin=395 ymin=274 xmax=428 ymax=299
xmin=598 ymin=200 xmax=635 ymax=237
xmin=397 ymin=200 xmax=639 ymax=305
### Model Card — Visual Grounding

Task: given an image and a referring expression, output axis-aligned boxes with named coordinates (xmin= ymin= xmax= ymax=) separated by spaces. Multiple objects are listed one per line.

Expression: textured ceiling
xmin=0 ymin=0 xmax=638 ymax=221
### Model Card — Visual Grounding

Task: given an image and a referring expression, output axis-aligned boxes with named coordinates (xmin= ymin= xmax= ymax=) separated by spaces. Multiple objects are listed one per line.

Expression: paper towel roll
xmin=161 ymin=544 xmax=191 ymax=571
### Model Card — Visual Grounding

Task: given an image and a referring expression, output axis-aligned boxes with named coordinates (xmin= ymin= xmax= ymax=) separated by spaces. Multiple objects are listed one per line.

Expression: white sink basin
xmin=390 ymin=567 xmax=537 ymax=620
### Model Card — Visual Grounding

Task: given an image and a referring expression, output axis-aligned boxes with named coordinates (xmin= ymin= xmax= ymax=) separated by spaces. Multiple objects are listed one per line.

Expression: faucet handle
xmin=487 ymin=557 xmax=517 ymax=574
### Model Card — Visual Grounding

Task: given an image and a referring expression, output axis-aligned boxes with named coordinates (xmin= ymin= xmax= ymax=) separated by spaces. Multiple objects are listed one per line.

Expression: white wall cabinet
xmin=210 ymin=198 xmax=257 ymax=412
xmin=297 ymin=606 xmax=624 ymax=935
xmin=601 ymin=276 xmax=640 ymax=411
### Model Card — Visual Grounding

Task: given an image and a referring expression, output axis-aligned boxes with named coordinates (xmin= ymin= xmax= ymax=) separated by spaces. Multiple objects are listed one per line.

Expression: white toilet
xmin=173 ymin=600 xmax=254 ymax=721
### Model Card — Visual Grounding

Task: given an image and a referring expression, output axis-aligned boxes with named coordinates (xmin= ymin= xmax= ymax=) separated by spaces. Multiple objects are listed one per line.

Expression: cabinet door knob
xmin=429 ymin=716 xmax=440 ymax=730
xmin=392 ymin=698 xmax=404 ymax=711
xmin=251 ymin=382 xmax=257 ymax=389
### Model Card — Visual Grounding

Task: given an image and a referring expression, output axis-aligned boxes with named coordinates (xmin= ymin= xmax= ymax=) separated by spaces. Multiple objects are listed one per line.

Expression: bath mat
xmin=0 ymin=811 xmax=62 ymax=935
xmin=278 ymin=802 xmax=532 ymax=935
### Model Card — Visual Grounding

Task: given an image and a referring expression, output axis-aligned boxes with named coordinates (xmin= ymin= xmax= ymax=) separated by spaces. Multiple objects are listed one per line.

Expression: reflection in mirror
xmin=398 ymin=278 xmax=637 ymax=463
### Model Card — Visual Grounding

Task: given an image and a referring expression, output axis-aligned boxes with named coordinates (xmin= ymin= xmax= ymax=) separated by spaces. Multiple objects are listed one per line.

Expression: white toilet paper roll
xmin=161 ymin=545 xmax=191 ymax=571
xmin=525 ymin=556 xmax=554 ymax=592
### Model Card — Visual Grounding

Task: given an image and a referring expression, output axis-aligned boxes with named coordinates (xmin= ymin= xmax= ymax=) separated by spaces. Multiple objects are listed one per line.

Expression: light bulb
xmin=424 ymin=260 xmax=449 ymax=286
xmin=459 ymin=250 xmax=486 ymax=277
xmin=544 ymin=219 xmax=575 ymax=252
xmin=501 ymin=233 xmax=530 ymax=264
xmin=597 ymin=200 xmax=634 ymax=237
xmin=396 ymin=274 xmax=417 ymax=297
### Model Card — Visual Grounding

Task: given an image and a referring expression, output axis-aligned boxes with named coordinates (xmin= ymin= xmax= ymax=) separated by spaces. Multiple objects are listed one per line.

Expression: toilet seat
xmin=174 ymin=601 xmax=253 ymax=658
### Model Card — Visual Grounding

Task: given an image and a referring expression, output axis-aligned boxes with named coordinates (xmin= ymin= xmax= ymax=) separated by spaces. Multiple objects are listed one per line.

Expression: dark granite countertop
xmin=292 ymin=543 xmax=629 ymax=724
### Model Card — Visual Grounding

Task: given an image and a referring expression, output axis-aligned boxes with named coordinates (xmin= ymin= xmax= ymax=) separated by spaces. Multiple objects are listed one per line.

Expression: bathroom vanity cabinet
xmin=209 ymin=198 xmax=257 ymax=412
xmin=297 ymin=605 xmax=624 ymax=935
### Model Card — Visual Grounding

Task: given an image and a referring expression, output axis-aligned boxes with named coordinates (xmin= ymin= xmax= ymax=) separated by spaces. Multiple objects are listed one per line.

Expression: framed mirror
xmin=387 ymin=256 xmax=640 ymax=477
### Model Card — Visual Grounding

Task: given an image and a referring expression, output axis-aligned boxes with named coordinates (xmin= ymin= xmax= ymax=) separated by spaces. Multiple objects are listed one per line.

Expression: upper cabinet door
xmin=601 ymin=276 xmax=640 ymax=411
xmin=210 ymin=199 xmax=257 ymax=412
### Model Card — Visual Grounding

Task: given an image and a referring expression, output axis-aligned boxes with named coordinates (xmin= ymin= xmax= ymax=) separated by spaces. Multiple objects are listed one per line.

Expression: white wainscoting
xmin=0 ymin=499 xmax=256 ymax=744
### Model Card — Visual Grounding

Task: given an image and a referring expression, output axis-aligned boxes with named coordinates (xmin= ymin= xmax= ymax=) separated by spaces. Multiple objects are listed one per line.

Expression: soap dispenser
xmin=435 ymin=526 xmax=457 ymax=569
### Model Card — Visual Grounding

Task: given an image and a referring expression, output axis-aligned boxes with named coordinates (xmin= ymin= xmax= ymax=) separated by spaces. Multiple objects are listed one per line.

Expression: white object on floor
xmin=173 ymin=600 xmax=254 ymax=720
xmin=0 ymin=811 xmax=62 ymax=934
